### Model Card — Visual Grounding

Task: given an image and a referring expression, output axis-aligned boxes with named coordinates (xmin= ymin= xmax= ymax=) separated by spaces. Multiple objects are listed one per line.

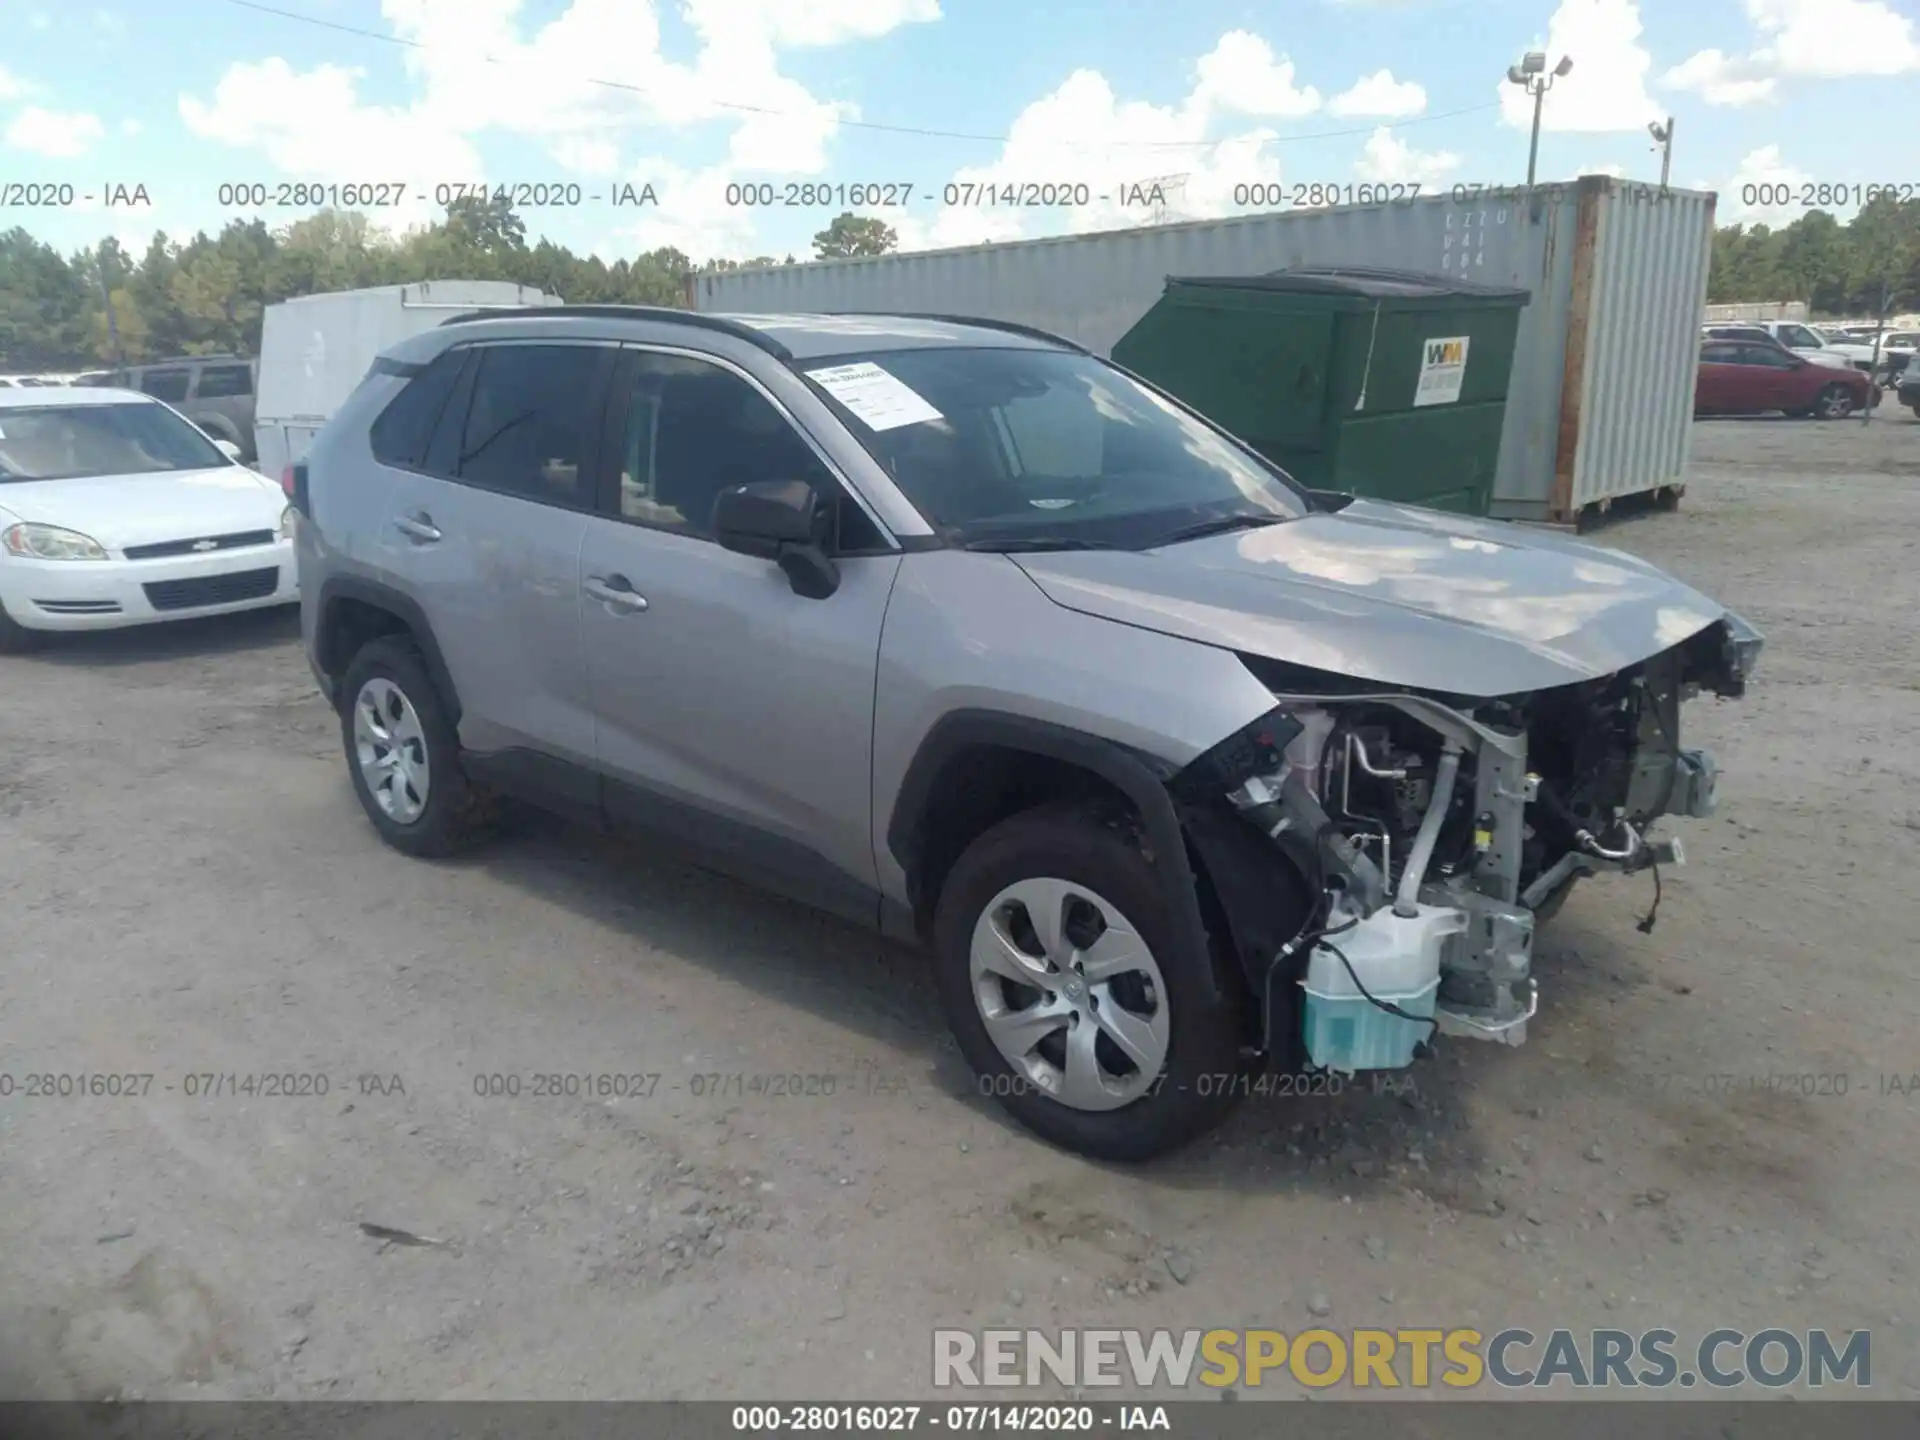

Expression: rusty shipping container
xmin=693 ymin=176 xmax=1717 ymax=525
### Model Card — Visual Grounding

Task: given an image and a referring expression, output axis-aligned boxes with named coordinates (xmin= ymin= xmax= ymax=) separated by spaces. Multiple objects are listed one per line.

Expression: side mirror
xmin=713 ymin=480 xmax=840 ymax=600
xmin=213 ymin=439 xmax=243 ymax=462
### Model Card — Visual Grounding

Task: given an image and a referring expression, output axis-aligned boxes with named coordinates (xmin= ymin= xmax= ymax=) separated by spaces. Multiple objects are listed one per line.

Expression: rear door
xmin=576 ymin=345 xmax=903 ymax=922
xmin=1696 ymin=343 xmax=1740 ymax=410
xmin=371 ymin=339 xmax=613 ymax=772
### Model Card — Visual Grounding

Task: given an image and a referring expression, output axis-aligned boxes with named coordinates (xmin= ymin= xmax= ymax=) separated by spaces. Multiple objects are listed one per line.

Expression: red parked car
xmin=1696 ymin=339 xmax=1875 ymax=419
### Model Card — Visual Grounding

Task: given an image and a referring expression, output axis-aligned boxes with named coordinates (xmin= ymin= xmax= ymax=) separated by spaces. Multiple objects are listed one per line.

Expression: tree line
xmin=2 ymin=188 xmax=1914 ymax=371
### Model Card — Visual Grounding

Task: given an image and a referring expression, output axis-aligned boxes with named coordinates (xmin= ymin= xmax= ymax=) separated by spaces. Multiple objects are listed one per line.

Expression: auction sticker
xmin=1415 ymin=335 xmax=1470 ymax=407
xmin=807 ymin=362 xmax=943 ymax=431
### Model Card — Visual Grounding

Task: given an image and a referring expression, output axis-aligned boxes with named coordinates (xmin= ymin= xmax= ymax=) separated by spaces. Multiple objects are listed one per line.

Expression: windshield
xmin=799 ymin=346 xmax=1306 ymax=547
xmin=0 ymin=401 xmax=231 ymax=483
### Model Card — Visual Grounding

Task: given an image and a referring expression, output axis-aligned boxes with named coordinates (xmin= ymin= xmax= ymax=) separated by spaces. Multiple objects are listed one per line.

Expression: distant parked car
xmin=1898 ymin=366 xmax=1920 ymax=418
xmin=1700 ymin=325 xmax=1856 ymax=371
xmin=0 ymin=387 xmax=294 ymax=651
xmin=1865 ymin=330 xmax=1918 ymax=381
xmin=94 ymin=356 xmax=260 ymax=462
xmin=1753 ymin=321 xmax=1885 ymax=378
xmin=1696 ymin=339 xmax=1875 ymax=419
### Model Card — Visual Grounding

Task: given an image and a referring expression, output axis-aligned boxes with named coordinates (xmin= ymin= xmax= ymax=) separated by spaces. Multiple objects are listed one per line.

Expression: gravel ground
xmin=1 ymin=404 xmax=1916 ymax=1403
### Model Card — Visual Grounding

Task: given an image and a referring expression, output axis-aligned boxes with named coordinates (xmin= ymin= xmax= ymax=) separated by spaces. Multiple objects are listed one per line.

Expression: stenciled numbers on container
xmin=1439 ymin=207 xmax=1508 ymax=271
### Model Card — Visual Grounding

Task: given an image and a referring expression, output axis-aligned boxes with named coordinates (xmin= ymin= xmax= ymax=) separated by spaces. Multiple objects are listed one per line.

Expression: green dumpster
xmin=1110 ymin=266 xmax=1530 ymax=516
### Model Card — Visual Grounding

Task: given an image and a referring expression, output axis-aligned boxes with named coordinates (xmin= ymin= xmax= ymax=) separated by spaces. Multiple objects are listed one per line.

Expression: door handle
xmin=584 ymin=574 xmax=649 ymax=612
xmin=393 ymin=513 xmax=441 ymax=544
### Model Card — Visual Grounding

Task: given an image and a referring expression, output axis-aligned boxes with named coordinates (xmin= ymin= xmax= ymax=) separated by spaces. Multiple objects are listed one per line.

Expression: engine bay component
xmin=1301 ymin=902 xmax=1464 ymax=1073
xmin=1206 ymin=627 xmax=1745 ymax=1069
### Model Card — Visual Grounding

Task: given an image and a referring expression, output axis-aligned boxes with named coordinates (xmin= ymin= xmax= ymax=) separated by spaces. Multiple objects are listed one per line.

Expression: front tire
xmin=339 ymin=637 xmax=497 ymax=857
xmin=932 ymin=803 xmax=1245 ymax=1162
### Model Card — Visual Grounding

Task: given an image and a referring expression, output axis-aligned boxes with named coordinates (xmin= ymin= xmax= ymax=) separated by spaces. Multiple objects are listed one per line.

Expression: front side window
xmin=798 ymin=346 xmax=1306 ymax=548
xmin=139 ymin=369 xmax=191 ymax=402
xmin=615 ymin=352 xmax=857 ymax=542
xmin=0 ymin=402 xmax=230 ymax=482
xmin=1779 ymin=325 xmax=1820 ymax=348
xmin=455 ymin=344 xmax=606 ymax=506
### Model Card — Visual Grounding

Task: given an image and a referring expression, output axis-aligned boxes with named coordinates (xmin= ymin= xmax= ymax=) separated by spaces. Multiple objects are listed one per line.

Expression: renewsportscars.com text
xmin=933 ymin=1327 xmax=1870 ymax=1391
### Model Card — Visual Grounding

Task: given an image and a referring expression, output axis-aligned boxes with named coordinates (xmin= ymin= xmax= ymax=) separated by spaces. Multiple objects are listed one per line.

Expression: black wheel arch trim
xmin=315 ymin=575 xmax=463 ymax=725
xmin=886 ymin=709 xmax=1224 ymax=1005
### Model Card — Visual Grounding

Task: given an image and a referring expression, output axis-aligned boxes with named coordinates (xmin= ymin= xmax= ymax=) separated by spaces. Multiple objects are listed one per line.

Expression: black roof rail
xmin=855 ymin=312 xmax=1088 ymax=353
xmin=436 ymin=304 xmax=794 ymax=360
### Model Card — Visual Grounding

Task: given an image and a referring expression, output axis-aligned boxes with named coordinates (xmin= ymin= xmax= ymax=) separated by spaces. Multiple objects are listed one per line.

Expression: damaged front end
xmin=1172 ymin=610 xmax=1763 ymax=1075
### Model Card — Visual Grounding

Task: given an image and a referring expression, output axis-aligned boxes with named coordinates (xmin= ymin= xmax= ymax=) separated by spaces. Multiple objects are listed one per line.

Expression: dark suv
xmin=92 ymin=356 xmax=258 ymax=460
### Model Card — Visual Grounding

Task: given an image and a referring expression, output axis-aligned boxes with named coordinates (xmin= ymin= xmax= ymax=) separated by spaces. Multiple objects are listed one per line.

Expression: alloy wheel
xmin=353 ymin=677 xmax=431 ymax=824
xmin=968 ymin=877 xmax=1171 ymax=1111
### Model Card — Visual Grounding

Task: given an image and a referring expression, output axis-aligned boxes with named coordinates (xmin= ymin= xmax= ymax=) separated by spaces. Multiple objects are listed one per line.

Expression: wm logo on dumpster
xmin=1425 ymin=339 xmax=1467 ymax=367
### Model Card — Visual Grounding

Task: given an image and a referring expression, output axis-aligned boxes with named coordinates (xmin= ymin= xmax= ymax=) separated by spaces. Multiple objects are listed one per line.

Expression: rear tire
xmin=1814 ymin=383 xmax=1856 ymax=420
xmin=932 ymin=803 xmax=1245 ymax=1162
xmin=0 ymin=601 xmax=45 ymax=655
xmin=339 ymin=636 xmax=498 ymax=858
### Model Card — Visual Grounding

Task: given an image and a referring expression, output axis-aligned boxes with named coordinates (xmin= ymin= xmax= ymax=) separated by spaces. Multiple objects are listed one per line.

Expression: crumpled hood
xmin=1011 ymin=498 xmax=1731 ymax=698
xmin=0 ymin=467 xmax=285 ymax=553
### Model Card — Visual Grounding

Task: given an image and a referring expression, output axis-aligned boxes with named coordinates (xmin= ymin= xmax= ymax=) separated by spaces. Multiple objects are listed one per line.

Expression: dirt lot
xmin=2 ymin=405 xmax=1916 ymax=1403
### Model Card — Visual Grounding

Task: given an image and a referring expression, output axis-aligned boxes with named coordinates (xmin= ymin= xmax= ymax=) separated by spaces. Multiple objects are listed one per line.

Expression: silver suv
xmin=297 ymin=306 xmax=1762 ymax=1161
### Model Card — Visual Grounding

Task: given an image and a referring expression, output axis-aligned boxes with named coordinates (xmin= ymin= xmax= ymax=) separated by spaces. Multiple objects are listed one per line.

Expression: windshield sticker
xmin=1414 ymin=335 xmax=1470 ymax=407
xmin=806 ymin=362 xmax=943 ymax=431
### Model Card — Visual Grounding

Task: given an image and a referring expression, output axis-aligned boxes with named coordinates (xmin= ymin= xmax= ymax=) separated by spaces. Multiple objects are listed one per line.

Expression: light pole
xmin=1649 ymin=117 xmax=1674 ymax=190
xmin=1506 ymin=51 xmax=1573 ymax=189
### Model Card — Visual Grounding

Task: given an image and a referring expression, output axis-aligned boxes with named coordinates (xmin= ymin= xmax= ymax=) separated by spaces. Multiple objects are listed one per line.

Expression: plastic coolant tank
xmin=1301 ymin=904 xmax=1467 ymax=1074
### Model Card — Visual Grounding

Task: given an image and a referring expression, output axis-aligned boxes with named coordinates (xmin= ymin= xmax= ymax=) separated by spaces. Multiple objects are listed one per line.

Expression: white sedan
xmin=0 ymin=387 xmax=296 ymax=651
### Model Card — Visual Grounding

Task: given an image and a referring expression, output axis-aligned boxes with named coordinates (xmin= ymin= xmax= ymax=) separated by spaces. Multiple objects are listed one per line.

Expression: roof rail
xmin=436 ymin=304 xmax=794 ymax=360
xmin=857 ymin=313 xmax=1088 ymax=353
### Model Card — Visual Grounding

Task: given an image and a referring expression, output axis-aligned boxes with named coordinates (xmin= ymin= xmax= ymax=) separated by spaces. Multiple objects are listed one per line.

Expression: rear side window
xmin=454 ymin=344 xmax=608 ymax=507
xmin=369 ymin=351 xmax=468 ymax=471
xmin=1700 ymin=343 xmax=1739 ymax=363
xmin=140 ymin=369 xmax=191 ymax=402
xmin=195 ymin=363 xmax=253 ymax=398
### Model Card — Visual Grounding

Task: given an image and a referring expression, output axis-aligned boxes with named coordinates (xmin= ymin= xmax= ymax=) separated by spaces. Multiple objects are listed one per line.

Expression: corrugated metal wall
xmin=1561 ymin=185 xmax=1716 ymax=515
xmin=694 ymin=179 xmax=1717 ymax=522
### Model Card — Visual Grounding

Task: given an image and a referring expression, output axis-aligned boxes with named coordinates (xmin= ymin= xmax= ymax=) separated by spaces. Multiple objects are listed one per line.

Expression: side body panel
xmin=870 ymin=550 xmax=1280 ymax=907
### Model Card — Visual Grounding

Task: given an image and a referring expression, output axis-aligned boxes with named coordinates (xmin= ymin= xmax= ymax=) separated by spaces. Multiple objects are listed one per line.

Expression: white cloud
xmin=0 ymin=64 xmax=30 ymax=100
xmin=1354 ymin=127 xmax=1462 ymax=186
xmin=1497 ymin=0 xmax=1660 ymax=133
xmin=4 ymin=105 xmax=107 ymax=158
xmin=1668 ymin=0 xmax=1916 ymax=105
xmin=119 ymin=118 xmax=141 ymax=137
xmin=682 ymin=0 xmax=941 ymax=48
xmin=1589 ymin=160 xmax=1628 ymax=177
xmin=178 ymin=0 xmax=940 ymax=253
xmin=1745 ymin=0 xmax=1920 ymax=76
xmin=1328 ymin=70 xmax=1427 ymax=118
xmin=891 ymin=42 xmax=1307 ymax=254
xmin=887 ymin=31 xmax=1342 ymax=253
xmin=180 ymin=59 xmax=482 ymax=232
xmin=1189 ymin=31 xmax=1322 ymax=118
xmin=1717 ymin=145 xmax=1813 ymax=223
xmin=1662 ymin=48 xmax=1777 ymax=105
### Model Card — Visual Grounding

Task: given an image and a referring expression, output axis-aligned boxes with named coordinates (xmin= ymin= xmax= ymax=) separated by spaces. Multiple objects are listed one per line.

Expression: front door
xmin=578 ymin=346 xmax=902 ymax=924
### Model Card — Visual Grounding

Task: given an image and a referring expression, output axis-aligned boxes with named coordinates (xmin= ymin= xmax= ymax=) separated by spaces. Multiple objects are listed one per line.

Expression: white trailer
xmin=254 ymin=281 xmax=560 ymax=481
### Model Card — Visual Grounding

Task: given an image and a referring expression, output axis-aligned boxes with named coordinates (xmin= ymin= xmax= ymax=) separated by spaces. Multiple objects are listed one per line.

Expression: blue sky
xmin=2 ymin=0 xmax=1915 ymax=265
